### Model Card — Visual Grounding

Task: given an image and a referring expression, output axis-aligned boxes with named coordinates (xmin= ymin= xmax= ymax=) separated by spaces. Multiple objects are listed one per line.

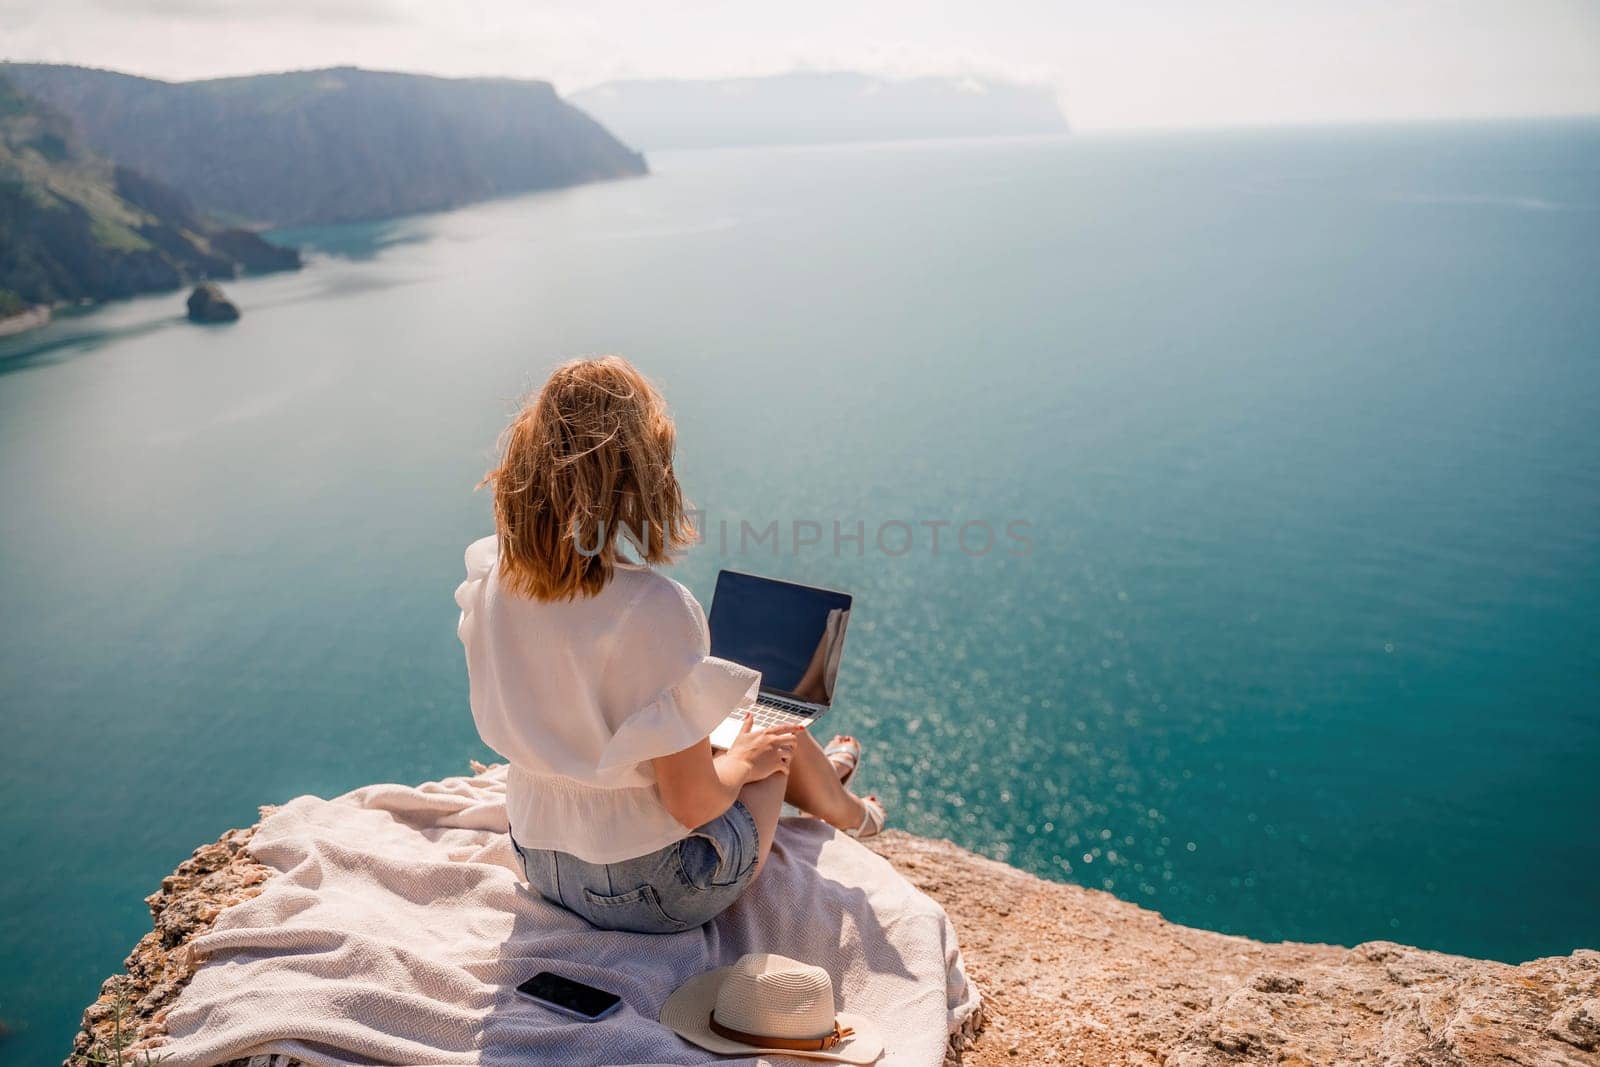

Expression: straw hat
xmin=659 ymin=953 xmax=883 ymax=1063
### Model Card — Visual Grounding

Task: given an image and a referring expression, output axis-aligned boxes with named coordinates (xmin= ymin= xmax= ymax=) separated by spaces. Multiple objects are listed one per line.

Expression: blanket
xmin=149 ymin=766 xmax=980 ymax=1067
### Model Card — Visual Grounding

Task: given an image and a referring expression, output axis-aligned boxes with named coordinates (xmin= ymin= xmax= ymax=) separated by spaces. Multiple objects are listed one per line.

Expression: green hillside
xmin=2 ymin=64 xmax=649 ymax=226
xmin=0 ymin=74 xmax=298 ymax=312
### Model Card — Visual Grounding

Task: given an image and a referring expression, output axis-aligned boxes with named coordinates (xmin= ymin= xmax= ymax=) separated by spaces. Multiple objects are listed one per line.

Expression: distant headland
xmin=571 ymin=71 xmax=1070 ymax=151
xmin=0 ymin=63 xmax=649 ymax=333
xmin=0 ymin=71 xmax=301 ymax=330
xmin=0 ymin=64 xmax=1071 ymax=336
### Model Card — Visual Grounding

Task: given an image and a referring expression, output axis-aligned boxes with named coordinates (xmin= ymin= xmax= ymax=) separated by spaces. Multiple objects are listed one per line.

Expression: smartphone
xmin=515 ymin=971 xmax=623 ymax=1022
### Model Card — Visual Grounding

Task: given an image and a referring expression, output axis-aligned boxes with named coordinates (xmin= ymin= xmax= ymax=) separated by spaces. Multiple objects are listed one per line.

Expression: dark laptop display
xmin=708 ymin=571 xmax=853 ymax=706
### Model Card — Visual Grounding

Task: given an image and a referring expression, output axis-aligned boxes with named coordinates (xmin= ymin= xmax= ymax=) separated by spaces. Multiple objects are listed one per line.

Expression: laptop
xmin=705 ymin=570 xmax=854 ymax=750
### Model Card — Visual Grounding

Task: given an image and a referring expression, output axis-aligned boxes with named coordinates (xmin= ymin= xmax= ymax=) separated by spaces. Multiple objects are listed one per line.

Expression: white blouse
xmin=454 ymin=536 xmax=759 ymax=863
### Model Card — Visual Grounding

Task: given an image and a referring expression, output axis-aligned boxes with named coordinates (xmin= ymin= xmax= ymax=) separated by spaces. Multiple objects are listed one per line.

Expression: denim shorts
xmin=510 ymin=801 xmax=761 ymax=934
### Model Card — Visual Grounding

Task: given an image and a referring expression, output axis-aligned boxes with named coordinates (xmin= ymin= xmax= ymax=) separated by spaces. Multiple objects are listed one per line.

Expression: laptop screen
xmin=708 ymin=571 xmax=853 ymax=706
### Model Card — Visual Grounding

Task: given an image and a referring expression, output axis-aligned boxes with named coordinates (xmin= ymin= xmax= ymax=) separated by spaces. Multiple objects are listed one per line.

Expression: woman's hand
xmin=651 ymin=716 xmax=803 ymax=830
xmin=725 ymin=714 xmax=803 ymax=783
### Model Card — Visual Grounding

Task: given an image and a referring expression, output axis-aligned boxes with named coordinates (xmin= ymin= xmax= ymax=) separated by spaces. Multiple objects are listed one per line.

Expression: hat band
xmin=708 ymin=1012 xmax=856 ymax=1051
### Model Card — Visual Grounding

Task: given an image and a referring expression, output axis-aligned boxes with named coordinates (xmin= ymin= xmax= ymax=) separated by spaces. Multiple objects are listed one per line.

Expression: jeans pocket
xmin=688 ymin=803 xmax=760 ymax=889
xmin=677 ymin=830 xmax=735 ymax=890
xmin=579 ymin=883 xmax=689 ymax=934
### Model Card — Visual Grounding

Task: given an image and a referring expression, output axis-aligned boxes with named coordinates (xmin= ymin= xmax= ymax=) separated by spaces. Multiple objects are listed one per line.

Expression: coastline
xmin=10 ymin=125 xmax=1597 ymax=1065
xmin=66 ymin=785 xmax=1599 ymax=1067
xmin=0 ymin=304 xmax=51 ymax=339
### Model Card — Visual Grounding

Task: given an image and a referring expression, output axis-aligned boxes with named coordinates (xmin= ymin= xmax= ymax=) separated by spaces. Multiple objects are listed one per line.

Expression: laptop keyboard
xmin=748 ymin=696 xmax=814 ymax=729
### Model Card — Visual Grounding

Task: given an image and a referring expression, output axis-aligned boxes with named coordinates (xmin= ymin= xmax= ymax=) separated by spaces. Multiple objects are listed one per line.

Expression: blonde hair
xmin=482 ymin=356 xmax=695 ymax=600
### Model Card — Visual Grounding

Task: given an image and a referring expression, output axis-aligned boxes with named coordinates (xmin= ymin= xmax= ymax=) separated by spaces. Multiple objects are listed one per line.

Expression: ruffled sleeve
xmin=596 ymin=653 xmax=758 ymax=770
xmin=593 ymin=575 xmax=759 ymax=771
xmin=454 ymin=535 xmax=498 ymax=646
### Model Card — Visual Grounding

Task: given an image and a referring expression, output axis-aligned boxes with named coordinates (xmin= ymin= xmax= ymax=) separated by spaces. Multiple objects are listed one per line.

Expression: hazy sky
xmin=3 ymin=0 xmax=1598 ymax=129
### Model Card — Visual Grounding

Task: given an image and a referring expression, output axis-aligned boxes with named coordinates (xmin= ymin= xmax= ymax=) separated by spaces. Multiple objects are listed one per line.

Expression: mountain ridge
xmin=0 ymin=72 xmax=299 ymax=315
xmin=1 ymin=63 xmax=649 ymax=227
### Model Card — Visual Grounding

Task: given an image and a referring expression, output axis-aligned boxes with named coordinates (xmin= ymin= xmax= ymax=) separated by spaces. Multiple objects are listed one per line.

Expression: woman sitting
xmin=455 ymin=355 xmax=884 ymax=934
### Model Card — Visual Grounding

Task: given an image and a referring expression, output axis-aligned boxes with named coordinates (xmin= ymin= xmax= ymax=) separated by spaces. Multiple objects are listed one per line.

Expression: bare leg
xmin=782 ymin=730 xmax=866 ymax=831
xmin=737 ymin=771 xmax=788 ymax=878
xmin=739 ymin=733 xmax=875 ymax=882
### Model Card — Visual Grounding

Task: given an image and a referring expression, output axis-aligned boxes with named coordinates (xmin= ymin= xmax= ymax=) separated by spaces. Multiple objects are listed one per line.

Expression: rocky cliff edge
xmin=67 ymin=795 xmax=1599 ymax=1066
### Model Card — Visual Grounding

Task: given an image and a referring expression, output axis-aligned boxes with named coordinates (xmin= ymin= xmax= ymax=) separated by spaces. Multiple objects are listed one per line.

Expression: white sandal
xmin=846 ymin=795 xmax=886 ymax=839
xmin=824 ymin=735 xmax=862 ymax=787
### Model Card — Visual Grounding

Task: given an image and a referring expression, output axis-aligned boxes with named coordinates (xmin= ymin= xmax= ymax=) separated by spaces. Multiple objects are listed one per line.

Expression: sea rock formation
xmin=67 ymin=810 xmax=1599 ymax=1067
xmin=186 ymin=282 xmax=239 ymax=323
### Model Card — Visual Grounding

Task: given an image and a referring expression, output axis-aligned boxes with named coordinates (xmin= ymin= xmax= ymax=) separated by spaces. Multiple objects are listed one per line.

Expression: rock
xmin=66 ymin=825 xmax=268 ymax=1067
xmin=1550 ymin=997 xmax=1600 ymax=1051
xmin=1249 ymin=971 xmax=1304 ymax=994
xmin=63 ymin=778 xmax=1600 ymax=1067
xmin=865 ymin=831 xmax=1599 ymax=1066
xmin=186 ymin=282 xmax=240 ymax=323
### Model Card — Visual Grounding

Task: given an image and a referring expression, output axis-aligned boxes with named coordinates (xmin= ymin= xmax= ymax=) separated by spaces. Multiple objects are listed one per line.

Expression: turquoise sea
xmin=2 ymin=121 xmax=1598 ymax=1063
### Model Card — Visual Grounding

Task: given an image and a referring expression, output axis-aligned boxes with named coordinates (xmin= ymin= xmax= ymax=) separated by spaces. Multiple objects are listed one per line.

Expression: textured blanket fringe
xmin=945 ymin=997 xmax=987 ymax=1066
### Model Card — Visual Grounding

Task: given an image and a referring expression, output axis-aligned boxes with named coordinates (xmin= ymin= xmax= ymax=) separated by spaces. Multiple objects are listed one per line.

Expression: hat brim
xmin=659 ymin=967 xmax=884 ymax=1064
